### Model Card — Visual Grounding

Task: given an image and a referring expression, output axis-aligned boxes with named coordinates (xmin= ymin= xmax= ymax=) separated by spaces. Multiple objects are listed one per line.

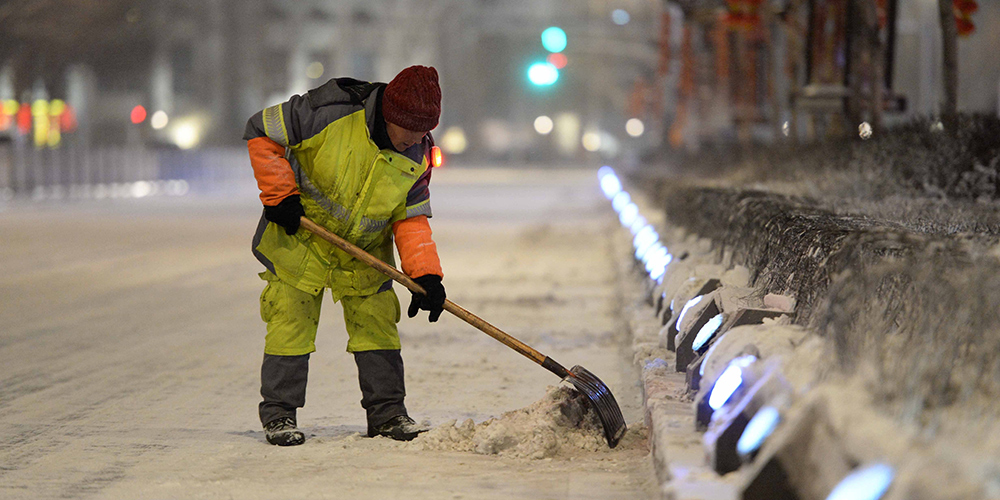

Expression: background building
xmin=0 ymin=0 xmax=998 ymax=195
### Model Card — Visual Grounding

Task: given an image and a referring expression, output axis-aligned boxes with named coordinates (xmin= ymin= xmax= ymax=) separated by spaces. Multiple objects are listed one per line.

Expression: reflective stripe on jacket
xmin=244 ymin=78 xmax=435 ymax=297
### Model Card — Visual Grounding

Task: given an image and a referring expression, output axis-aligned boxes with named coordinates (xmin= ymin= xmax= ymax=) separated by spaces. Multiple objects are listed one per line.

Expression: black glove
xmin=408 ymin=274 xmax=446 ymax=322
xmin=264 ymin=195 xmax=305 ymax=235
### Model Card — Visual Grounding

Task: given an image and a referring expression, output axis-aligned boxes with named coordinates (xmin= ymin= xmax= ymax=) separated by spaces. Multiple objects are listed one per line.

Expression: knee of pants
xmin=342 ymin=288 xmax=401 ymax=353
xmin=260 ymin=277 xmax=323 ymax=356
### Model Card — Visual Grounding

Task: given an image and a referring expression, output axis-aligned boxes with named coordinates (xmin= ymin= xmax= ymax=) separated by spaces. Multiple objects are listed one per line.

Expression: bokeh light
xmin=611 ymin=9 xmax=630 ymax=25
xmin=611 ymin=191 xmax=631 ymax=213
xmin=173 ymin=122 xmax=199 ymax=149
xmin=546 ymin=53 xmax=568 ymax=69
xmin=440 ymin=127 xmax=468 ymax=154
xmin=150 ymin=110 xmax=169 ymax=130
xmin=541 ymin=26 xmax=567 ymax=53
xmin=582 ymin=132 xmax=601 ymax=152
xmin=130 ymin=105 xmax=147 ymax=124
xmin=528 ymin=62 xmax=559 ymax=86
xmin=626 ymin=118 xmax=644 ymax=137
xmin=306 ymin=61 xmax=324 ymax=79
xmin=534 ymin=115 xmax=554 ymax=135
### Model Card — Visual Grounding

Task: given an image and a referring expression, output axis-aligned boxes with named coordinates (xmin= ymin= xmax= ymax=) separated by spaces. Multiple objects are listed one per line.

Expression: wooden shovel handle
xmin=299 ymin=217 xmax=556 ymax=370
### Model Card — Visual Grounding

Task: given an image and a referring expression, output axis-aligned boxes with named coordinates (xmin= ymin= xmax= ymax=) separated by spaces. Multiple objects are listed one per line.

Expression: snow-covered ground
xmin=0 ymin=168 xmax=664 ymax=499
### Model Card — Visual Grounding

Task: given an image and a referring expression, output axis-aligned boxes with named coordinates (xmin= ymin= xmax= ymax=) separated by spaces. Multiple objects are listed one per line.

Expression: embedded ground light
xmin=826 ymin=463 xmax=895 ymax=500
xmin=692 ymin=313 xmax=725 ymax=351
xmin=638 ymin=242 xmax=663 ymax=264
xmin=600 ymin=174 xmax=621 ymax=199
xmin=649 ymin=252 xmax=673 ymax=282
xmin=634 ymin=236 xmax=658 ymax=260
xmin=736 ymin=405 xmax=781 ymax=457
xmin=619 ymin=202 xmax=639 ymax=226
xmin=598 ymin=166 xmax=676 ymax=282
xmin=633 ymin=225 xmax=657 ymax=247
xmin=629 ymin=216 xmax=648 ymax=235
xmin=676 ymin=294 xmax=706 ymax=328
xmin=611 ymin=191 xmax=631 ymax=213
xmin=708 ymin=354 xmax=757 ymax=411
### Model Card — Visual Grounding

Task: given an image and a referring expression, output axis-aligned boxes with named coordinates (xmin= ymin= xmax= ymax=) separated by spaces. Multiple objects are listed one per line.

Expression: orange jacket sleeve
xmin=248 ymin=136 xmax=299 ymax=206
xmin=392 ymin=215 xmax=443 ymax=279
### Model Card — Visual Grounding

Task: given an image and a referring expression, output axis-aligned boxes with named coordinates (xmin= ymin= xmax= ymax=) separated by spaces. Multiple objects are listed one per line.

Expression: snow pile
xmin=415 ymin=386 xmax=644 ymax=459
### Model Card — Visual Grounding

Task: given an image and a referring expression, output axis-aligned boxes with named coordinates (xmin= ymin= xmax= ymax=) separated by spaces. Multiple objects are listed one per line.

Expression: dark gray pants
xmin=259 ymin=350 xmax=407 ymax=428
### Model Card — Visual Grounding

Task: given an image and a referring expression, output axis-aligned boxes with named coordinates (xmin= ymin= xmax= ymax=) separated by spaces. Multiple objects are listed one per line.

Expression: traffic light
xmin=527 ymin=62 xmax=559 ymax=86
xmin=529 ymin=26 xmax=567 ymax=87
xmin=541 ymin=27 xmax=567 ymax=53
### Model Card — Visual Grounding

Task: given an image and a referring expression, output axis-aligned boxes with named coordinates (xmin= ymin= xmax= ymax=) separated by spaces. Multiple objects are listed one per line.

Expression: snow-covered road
xmin=0 ymin=168 xmax=656 ymax=499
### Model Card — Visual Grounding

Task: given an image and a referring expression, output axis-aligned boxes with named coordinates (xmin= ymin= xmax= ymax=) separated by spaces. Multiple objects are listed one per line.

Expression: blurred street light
xmin=32 ymin=100 xmax=50 ymax=148
xmin=306 ymin=62 xmax=324 ymax=79
xmin=626 ymin=118 xmax=644 ymax=137
xmin=151 ymin=110 xmax=169 ymax=130
xmin=554 ymin=113 xmax=581 ymax=155
xmin=534 ymin=115 xmax=554 ymax=135
xmin=612 ymin=9 xmax=630 ymax=25
xmin=440 ymin=126 xmax=467 ymax=154
xmin=49 ymin=99 xmax=65 ymax=116
xmin=172 ymin=121 xmax=200 ymax=149
xmin=582 ymin=131 xmax=601 ymax=151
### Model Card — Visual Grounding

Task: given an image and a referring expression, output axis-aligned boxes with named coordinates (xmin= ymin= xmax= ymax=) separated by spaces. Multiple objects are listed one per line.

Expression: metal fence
xmin=0 ymin=139 xmax=249 ymax=200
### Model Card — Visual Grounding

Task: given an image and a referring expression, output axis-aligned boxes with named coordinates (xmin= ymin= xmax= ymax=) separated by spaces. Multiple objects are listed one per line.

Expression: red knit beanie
xmin=382 ymin=65 xmax=441 ymax=132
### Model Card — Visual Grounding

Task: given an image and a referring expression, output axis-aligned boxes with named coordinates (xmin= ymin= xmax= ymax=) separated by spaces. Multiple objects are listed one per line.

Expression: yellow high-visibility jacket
xmin=244 ymin=78 xmax=441 ymax=298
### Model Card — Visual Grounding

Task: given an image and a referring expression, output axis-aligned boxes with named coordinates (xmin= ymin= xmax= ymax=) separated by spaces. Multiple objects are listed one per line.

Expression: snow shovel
xmin=300 ymin=217 xmax=628 ymax=448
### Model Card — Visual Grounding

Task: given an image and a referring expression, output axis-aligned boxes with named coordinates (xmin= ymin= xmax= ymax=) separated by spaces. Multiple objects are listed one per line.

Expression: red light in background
xmin=131 ymin=105 xmax=147 ymax=124
xmin=547 ymin=53 xmax=568 ymax=69
xmin=431 ymin=146 xmax=444 ymax=168
xmin=61 ymin=105 xmax=78 ymax=132
xmin=0 ymin=104 xmax=10 ymax=131
xmin=17 ymin=103 xmax=31 ymax=134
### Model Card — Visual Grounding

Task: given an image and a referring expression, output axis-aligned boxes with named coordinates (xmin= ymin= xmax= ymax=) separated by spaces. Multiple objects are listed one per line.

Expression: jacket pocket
xmin=259 ymin=222 xmax=311 ymax=278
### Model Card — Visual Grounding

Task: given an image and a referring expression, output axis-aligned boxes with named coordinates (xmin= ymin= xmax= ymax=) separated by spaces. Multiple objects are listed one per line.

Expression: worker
xmin=243 ymin=65 xmax=446 ymax=446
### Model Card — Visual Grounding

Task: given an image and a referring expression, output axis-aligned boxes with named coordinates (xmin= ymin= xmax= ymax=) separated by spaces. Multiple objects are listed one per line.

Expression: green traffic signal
xmin=541 ymin=27 xmax=567 ymax=53
xmin=528 ymin=62 xmax=559 ymax=86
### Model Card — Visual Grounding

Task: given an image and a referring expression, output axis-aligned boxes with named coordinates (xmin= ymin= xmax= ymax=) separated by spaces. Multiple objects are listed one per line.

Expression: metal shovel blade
xmin=568 ymin=365 xmax=627 ymax=448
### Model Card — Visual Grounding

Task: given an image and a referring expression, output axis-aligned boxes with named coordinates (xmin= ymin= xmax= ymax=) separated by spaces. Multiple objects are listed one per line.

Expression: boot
xmin=367 ymin=415 xmax=428 ymax=441
xmin=264 ymin=416 xmax=305 ymax=446
xmin=354 ymin=350 xmax=408 ymax=427
xmin=259 ymin=353 xmax=309 ymax=426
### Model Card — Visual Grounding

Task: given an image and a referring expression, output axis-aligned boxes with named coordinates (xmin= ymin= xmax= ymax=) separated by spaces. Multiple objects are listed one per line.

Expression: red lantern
xmin=17 ymin=103 xmax=31 ymax=135
xmin=60 ymin=105 xmax=78 ymax=133
xmin=954 ymin=0 xmax=977 ymax=37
